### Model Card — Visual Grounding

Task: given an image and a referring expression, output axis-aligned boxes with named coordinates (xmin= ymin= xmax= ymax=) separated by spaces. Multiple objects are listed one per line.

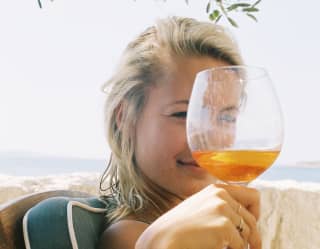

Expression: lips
xmin=177 ymin=159 xmax=199 ymax=167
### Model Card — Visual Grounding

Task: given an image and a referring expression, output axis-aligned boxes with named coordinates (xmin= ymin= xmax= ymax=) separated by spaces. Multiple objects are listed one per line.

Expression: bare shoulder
xmin=98 ymin=219 xmax=149 ymax=249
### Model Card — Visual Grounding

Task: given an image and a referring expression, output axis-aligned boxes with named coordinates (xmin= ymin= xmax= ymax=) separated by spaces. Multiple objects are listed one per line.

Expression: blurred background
xmin=1 ymin=0 xmax=320 ymax=176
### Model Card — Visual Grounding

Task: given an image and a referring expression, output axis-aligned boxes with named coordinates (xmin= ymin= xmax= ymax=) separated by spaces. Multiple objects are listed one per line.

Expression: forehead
xmin=206 ymin=69 xmax=243 ymax=105
xmin=152 ymin=56 xmax=232 ymax=102
xmin=167 ymin=56 xmax=231 ymax=84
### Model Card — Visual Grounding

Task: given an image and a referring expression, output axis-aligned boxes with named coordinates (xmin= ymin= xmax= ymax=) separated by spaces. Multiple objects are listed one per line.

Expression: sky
xmin=0 ymin=0 xmax=319 ymax=165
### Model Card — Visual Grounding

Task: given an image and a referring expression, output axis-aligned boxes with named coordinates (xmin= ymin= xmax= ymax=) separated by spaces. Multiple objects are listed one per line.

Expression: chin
xmin=180 ymin=180 xmax=213 ymax=198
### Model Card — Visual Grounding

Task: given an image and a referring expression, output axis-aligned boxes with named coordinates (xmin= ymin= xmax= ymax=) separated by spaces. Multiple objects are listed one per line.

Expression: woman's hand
xmin=135 ymin=184 xmax=261 ymax=249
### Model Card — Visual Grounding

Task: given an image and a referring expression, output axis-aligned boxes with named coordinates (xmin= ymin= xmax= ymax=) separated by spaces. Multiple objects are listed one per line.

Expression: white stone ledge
xmin=252 ymin=180 xmax=320 ymax=249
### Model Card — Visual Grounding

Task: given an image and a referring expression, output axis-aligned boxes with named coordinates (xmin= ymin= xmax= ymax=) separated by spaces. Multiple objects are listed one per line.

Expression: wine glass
xmin=187 ymin=65 xmax=284 ymax=185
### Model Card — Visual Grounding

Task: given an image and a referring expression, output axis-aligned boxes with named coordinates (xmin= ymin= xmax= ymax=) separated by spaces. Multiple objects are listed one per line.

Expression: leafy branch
xmin=38 ymin=0 xmax=54 ymax=8
xmin=37 ymin=0 xmax=262 ymax=27
xmin=205 ymin=0 xmax=262 ymax=27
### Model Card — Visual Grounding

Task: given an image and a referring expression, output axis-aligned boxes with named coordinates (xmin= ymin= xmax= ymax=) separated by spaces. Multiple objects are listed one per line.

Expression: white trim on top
xmin=22 ymin=209 xmax=32 ymax=249
xmin=67 ymin=201 xmax=107 ymax=249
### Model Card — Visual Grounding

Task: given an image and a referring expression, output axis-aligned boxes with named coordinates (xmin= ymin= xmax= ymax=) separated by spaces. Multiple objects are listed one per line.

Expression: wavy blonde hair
xmin=100 ymin=16 xmax=243 ymax=224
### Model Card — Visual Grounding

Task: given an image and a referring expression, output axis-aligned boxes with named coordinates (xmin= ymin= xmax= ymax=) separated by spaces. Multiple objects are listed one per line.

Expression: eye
xmin=171 ymin=112 xmax=187 ymax=119
xmin=218 ymin=113 xmax=236 ymax=123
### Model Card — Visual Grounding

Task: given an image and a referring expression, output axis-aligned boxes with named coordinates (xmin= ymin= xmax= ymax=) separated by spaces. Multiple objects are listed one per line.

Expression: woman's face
xmin=135 ymin=56 xmax=231 ymax=199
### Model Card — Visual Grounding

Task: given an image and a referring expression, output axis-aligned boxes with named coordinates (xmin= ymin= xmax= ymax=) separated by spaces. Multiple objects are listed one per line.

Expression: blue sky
xmin=0 ymin=0 xmax=319 ymax=165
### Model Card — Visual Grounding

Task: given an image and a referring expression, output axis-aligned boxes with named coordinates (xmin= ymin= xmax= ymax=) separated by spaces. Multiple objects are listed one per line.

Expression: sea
xmin=0 ymin=155 xmax=320 ymax=183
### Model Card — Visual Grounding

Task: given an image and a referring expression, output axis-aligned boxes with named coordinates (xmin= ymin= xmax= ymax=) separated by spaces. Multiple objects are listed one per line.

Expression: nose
xmin=188 ymin=127 xmax=235 ymax=152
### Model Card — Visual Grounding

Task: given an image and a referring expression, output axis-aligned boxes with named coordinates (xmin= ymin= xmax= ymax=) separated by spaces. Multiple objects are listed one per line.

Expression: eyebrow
xmin=169 ymin=100 xmax=189 ymax=105
xmin=220 ymin=106 xmax=239 ymax=112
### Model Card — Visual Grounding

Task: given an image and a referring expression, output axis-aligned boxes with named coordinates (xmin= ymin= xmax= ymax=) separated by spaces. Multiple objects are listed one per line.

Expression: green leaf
xmin=217 ymin=1 xmax=227 ymax=15
xmin=209 ymin=13 xmax=216 ymax=21
xmin=37 ymin=0 xmax=42 ymax=8
xmin=227 ymin=17 xmax=238 ymax=27
xmin=213 ymin=9 xmax=220 ymax=18
xmin=215 ymin=15 xmax=222 ymax=23
xmin=243 ymin=7 xmax=259 ymax=12
xmin=206 ymin=2 xmax=211 ymax=13
xmin=246 ymin=13 xmax=258 ymax=22
xmin=209 ymin=10 xmax=220 ymax=21
xmin=252 ymin=0 xmax=262 ymax=8
xmin=227 ymin=3 xmax=251 ymax=11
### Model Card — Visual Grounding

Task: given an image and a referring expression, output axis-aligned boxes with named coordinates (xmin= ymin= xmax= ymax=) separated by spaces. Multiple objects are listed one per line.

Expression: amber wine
xmin=192 ymin=150 xmax=280 ymax=183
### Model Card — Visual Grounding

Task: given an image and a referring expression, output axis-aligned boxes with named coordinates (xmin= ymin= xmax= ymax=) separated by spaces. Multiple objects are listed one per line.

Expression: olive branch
xmin=205 ymin=0 xmax=262 ymax=27
xmin=37 ymin=0 xmax=262 ymax=27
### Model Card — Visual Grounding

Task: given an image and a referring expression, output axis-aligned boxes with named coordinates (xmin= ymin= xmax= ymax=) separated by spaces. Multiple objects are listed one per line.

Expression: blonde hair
xmin=100 ymin=16 xmax=243 ymax=224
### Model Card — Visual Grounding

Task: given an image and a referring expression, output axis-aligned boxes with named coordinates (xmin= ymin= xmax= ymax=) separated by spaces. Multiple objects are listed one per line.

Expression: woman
xmin=99 ymin=16 xmax=261 ymax=249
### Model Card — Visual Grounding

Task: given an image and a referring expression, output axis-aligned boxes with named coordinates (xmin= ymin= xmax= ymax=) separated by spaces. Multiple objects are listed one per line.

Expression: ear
xmin=115 ymin=101 xmax=125 ymax=130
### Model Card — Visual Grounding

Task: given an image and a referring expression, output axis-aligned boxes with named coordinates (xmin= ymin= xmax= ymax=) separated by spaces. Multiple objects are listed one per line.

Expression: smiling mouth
xmin=177 ymin=160 xmax=200 ymax=167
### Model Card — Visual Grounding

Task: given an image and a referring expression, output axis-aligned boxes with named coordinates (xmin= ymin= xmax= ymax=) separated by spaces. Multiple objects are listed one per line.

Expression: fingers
xmin=235 ymin=216 xmax=250 ymax=242
xmin=210 ymin=216 xmax=246 ymax=249
xmin=213 ymin=185 xmax=261 ymax=249
xmin=248 ymin=223 xmax=262 ymax=249
xmin=232 ymin=212 xmax=261 ymax=249
xmin=214 ymin=186 xmax=258 ymax=228
xmin=225 ymin=219 xmax=246 ymax=249
xmin=224 ymin=204 xmax=251 ymax=242
xmin=215 ymin=184 xmax=260 ymax=219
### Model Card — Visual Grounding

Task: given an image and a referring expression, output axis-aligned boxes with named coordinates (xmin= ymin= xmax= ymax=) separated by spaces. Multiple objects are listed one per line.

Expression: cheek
xmin=214 ymin=125 xmax=236 ymax=147
xmin=191 ymin=124 xmax=235 ymax=150
xmin=135 ymin=118 xmax=187 ymax=171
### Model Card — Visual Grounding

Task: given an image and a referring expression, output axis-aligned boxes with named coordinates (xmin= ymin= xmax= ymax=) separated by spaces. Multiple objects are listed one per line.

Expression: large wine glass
xmin=187 ymin=65 xmax=284 ymax=185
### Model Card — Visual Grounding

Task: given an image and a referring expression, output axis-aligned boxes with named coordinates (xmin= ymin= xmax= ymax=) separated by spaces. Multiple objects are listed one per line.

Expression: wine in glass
xmin=187 ymin=65 xmax=283 ymax=185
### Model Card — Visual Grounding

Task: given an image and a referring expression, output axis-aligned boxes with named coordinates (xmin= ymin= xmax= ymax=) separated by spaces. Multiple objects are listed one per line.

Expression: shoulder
xmin=98 ymin=219 xmax=149 ymax=249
